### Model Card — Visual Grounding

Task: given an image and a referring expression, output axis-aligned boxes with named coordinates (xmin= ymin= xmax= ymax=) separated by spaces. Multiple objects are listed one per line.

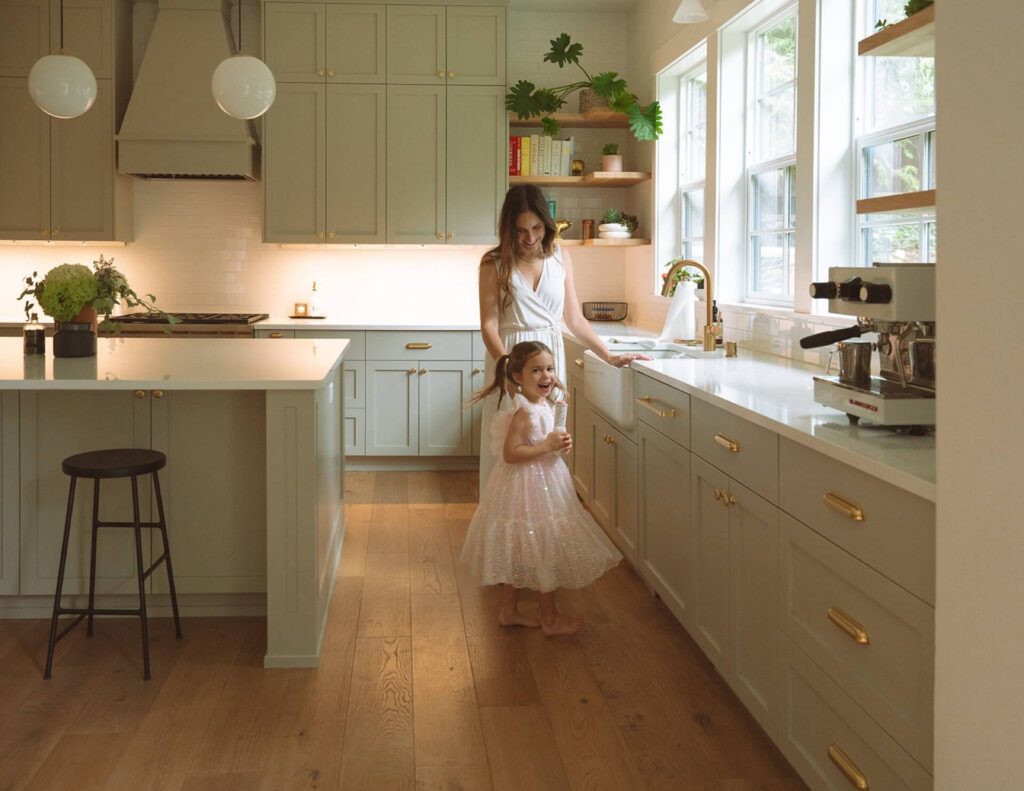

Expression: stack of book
xmin=509 ymin=135 xmax=576 ymax=177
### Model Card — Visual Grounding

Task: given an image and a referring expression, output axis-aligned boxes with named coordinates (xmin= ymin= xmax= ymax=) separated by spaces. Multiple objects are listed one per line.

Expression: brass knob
xmin=419 ymin=368 xmax=427 ymax=375
xmin=472 ymin=367 xmax=481 ymax=375
xmin=317 ymin=68 xmax=326 ymax=77
xmin=269 ymin=332 xmax=283 ymax=338
xmin=153 ymin=390 xmax=164 ymax=399
xmin=51 ymin=228 xmax=59 ymax=236
xmin=437 ymin=71 xmax=444 ymax=79
xmin=446 ymin=233 xmax=454 ymax=240
xmin=327 ymin=232 xmax=335 ymax=239
xmin=448 ymin=71 xmax=455 ymax=79
xmin=41 ymin=229 xmax=48 ymax=237
xmin=134 ymin=390 xmax=146 ymax=399
xmin=317 ymin=232 xmax=325 ymax=240
xmin=574 ymin=358 xmax=584 ymax=368
xmin=407 ymin=367 xmax=417 ymax=374
xmin=436 ymin=233 xmax=444 ymax=240
xmin=326 ymin=69 xmax=334 ymax=77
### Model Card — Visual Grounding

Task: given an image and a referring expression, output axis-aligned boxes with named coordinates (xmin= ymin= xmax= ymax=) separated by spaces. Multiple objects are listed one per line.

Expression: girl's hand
xmin=609 ymin=352 xmax=653 ymax=367
xmin=544 ymin=430 xmax=572 ymax=453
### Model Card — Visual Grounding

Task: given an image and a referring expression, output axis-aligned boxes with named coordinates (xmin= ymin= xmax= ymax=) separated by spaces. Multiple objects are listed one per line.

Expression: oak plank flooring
xmin=0 ymin=470 xmax=805 ymax=791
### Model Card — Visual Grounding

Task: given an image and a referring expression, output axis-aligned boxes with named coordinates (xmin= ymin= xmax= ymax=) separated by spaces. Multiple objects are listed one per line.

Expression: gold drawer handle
xmin=713 ymin=433 xmax=740 ymax=453
xmin=827 ymin=744 xmax=869 ymax=790
xmin=406 ymin=342 xmax=432 ymax=350
xmin=574 ymin=358 xmax=585 ymax=369
xmin=134 ymin=390 xmax=146 ymax=399
xmin=827 ymin=607 xmax=870 ymax=645
xmin=636 ymin=396 xmax=676 ymax=419
xmin=824 ymin=492 xmax=865 ymax=522
xmin=153 ymin=390 xmax=164 ymax=399
xmin=269 ymin=332 xmax=283 ymax=338
xmin=602 ymin=434 xmax=615 ymax=446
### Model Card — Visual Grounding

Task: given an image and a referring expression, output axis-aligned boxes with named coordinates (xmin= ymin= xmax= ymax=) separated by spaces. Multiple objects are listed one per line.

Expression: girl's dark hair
xmin=469 ymin=340 xmax=564 ymax=409
xmin=481 ymin=184 xmax=557 ymax=310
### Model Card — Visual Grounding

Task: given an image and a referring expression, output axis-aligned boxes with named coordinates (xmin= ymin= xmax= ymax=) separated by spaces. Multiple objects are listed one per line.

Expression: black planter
xmin=53 ymin=322 xmax=97 ymax=358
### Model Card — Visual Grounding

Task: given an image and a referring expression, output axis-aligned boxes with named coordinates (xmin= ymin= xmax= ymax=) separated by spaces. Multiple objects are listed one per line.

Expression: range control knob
xmin=837 ymin=277 xmax=863 ymax=300
xmin=809 ymin=281 xmax=838 ymax=299
xmin=858 ymin=282 xmax=893 ymax=304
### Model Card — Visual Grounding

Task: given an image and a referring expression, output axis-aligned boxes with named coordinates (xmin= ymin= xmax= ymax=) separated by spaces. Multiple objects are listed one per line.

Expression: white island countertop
xmin=258 ymin=316 xmax=481 ymax=331
xmin=0 ymin=336 xmax=349 ymax=390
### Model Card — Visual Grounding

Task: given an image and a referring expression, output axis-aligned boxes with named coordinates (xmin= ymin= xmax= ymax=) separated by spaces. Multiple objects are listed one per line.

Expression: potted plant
xmin=506 ymin=34 xmax=662 ymax=141
xmin=598 ymin=208 xmax=630 ymax=239
xmin=601 ymin=143 xmax=623 ymax=172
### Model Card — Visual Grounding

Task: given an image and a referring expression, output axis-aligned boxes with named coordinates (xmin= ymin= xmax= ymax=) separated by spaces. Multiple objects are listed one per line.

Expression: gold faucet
xmin=661 ymin=259 xmax=716 ymax=352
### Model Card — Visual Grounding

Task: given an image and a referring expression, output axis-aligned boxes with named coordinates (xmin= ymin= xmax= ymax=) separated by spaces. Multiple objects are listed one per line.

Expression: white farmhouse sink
xmin=584 ymin=349 xmax=679 ymax=430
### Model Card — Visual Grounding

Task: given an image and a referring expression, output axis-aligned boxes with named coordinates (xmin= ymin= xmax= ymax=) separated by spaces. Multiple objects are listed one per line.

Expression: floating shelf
xmin=856 ymin=189 xmax=935 ymax=215
xmin=559 ymin=238 xmax=651 ymax=247
xmin=858 ymin=5 xmax=934 ymax=57
xmin=508 ymin=110 xmax=631 ymax=129
xmin=509 ymin=172 xmax=650 ymax=188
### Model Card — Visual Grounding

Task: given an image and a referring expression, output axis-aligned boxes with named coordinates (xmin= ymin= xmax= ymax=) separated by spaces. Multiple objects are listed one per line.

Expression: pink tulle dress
xmin=460 ymin=394 xmax=622 ymax=593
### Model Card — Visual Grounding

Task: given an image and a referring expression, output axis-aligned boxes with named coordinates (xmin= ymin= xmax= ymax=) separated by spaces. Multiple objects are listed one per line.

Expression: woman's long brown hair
xmin=468 ymin=340 xmax=565 ymax=410
xmin=482 ymin=184 xmax=557 ymax=310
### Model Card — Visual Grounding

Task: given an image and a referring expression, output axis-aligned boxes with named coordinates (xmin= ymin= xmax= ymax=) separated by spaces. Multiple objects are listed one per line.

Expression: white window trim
xmin=746 ymin=158 xmax=796 ymax=305
xmin=679 ymin=63 xmax=708 ymax=262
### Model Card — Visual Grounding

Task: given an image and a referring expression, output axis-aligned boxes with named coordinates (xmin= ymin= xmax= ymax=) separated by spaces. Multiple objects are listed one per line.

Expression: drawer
xmin=342 ymin=361 xmax=365 ymax=410
xmin=780 ymin=514 xmax=934 ymax=769
xmin=633 ymin=373 xmax=690 ymax=449
xmin=293 ymin=330 xmax=365 ymax=359
xmin=691 ymin=398 xmax=778 ymax=504
xmin=779 ymin=637 xmax=932 ymax=791
xmin=257 ymin=329 xmax=294 ymax=339
xmin=365 ymin=331 xmax=472 ymax=360
xmin=779 ymin=438 xmax=935 ymax=604
xmin=345 ymin=408 xmax=365 ymax=456
xmin=564 ymin=335 xmax=586 ymax=370
xmin=472 ymin=331 xmax=485 ymax=360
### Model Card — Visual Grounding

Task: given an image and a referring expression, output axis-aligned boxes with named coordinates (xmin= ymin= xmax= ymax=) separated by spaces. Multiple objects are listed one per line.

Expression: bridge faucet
xmin=661 ymin=259 xmax=716 ymax=352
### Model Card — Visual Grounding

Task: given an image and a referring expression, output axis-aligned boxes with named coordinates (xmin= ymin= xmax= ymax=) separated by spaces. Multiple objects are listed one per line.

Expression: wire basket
xmin=582 ymin=301 xmax=628 ymax=322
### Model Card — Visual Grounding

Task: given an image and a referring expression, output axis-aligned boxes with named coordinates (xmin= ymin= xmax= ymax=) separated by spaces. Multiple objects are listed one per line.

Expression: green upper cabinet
xmin=326 ymin=4 xmax=386 ymax=83
xmin=0 ymin=0 xmax=112 ymax=79
xmin=387 ymin=5 xmax=505 ymax=86
xmin=327 ymin=84 xmax=386 ymax=242
xmin=387 ymin=84 xmax=445 ymax=244
xmin=446 ymin=85 xmax=505 ymax=245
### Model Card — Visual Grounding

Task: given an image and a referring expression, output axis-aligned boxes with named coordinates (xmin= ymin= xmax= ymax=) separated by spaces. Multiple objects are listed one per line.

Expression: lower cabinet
xmin=1 ymin=393 xmax=20 ymax=595
xmin=569 ymin=373 xmax=594 ymax=505
xmin=590 ymin=412 xmax=638 ymax=565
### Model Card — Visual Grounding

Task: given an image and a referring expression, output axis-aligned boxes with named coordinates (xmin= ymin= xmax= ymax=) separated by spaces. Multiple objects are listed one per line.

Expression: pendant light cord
xmin=59 ymin=0 xmax=64 ymax=52
xmin=237 ymin=0 xmax=242 ymax=54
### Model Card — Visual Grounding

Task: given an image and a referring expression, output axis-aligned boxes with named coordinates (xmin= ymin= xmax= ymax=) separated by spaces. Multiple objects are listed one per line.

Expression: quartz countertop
xmin=0 ymin=337 xmax=348 ymax=390
xmin=259 ymin=315 xmax=481 ymax=331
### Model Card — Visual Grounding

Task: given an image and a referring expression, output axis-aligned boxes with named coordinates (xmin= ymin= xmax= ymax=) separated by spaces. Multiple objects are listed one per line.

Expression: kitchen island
xmin=0 ymin=336 xmax=349 ymax=667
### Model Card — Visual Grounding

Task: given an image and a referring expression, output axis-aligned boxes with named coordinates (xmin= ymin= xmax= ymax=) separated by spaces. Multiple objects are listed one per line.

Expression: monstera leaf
xmin=607 ymin=90 xmax=639 ymax=115
xmin=541 ymin=117 xmax=561 ymax=137
xmin=506 ymin=82 xmax=564 ymax=119
xmin=591 ymin=72 xmax=628 ymax=101
xmin=544 ymin=33 xmax=584 ymax=68
xmin=627 ymin=101 xmax=663 ymax=142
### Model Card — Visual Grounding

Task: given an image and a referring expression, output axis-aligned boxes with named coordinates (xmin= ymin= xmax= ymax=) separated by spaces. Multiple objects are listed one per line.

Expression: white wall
xmin=934 ymin=1 xmax=1024 ymax=788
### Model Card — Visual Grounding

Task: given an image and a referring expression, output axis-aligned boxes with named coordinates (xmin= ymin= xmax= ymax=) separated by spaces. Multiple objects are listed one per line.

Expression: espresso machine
xmin=801 ymin=263 xmax=936 ymax=432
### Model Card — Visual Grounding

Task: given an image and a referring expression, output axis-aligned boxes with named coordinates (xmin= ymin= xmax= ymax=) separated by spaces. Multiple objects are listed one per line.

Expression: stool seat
xmin=62 ymin=448 xmax=166 ymax=479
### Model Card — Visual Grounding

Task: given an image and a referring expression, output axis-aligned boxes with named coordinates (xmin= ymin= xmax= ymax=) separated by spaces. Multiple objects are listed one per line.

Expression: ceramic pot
xmin=601 ymin=154 xmax=623 ymax=172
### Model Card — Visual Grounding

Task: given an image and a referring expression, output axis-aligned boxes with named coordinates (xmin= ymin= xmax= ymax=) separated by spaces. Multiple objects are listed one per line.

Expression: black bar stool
xmin=44 ymin=448 xmax=183 ymax=680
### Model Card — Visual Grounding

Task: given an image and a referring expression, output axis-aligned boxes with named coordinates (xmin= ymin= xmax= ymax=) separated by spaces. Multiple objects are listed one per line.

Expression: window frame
xmin=678 ymin=62 xmax=709 ymax=262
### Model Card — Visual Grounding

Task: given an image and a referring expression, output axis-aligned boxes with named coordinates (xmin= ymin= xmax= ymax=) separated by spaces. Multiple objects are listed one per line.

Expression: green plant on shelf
xmin=506 ymin=33 xmax=662 ymax=141
xmin=601 ymin=208 xmax=622 ymax=225
xmin=601 ymin=142 xmax=619 ymax=155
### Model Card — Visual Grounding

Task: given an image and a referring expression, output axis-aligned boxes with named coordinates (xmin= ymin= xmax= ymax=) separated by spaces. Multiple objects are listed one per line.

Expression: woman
xmin=478 ymin=184 xmax=647 ymax=495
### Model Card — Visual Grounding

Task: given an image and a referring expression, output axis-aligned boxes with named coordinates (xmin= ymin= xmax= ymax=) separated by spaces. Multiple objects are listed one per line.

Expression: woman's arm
xmin=479 ymin=256 xmax=506 ymax=361
xmin=560 ymin=247 xmax=650 ymax=368
xmin=503 ymin=410 xmax=571 ymax=464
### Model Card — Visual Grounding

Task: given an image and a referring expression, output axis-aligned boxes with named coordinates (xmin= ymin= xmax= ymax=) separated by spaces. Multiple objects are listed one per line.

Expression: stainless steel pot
xmin=837 ymin=341 xmax=872 ymax=387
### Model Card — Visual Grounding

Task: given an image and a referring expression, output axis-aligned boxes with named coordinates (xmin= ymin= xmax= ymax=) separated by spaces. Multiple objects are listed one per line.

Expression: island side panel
xmin=264 ymin=365 xmax=346 ymax=667
xmin=1 ymin=392 xmax=18 ymax=595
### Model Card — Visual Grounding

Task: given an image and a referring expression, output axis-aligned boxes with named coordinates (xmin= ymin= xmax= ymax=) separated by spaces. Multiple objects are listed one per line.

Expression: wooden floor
xmin=0 ymin=471 xmax=806 ymax=791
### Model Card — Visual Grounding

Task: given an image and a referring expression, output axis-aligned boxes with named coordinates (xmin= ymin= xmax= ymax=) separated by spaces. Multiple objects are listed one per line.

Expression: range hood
xmin=117 ymin=0 xmax=258 ymax=179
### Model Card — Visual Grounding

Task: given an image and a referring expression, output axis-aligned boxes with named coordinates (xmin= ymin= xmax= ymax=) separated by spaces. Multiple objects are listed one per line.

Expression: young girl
xmin=460 ymin=340 xmax=622 ymax=636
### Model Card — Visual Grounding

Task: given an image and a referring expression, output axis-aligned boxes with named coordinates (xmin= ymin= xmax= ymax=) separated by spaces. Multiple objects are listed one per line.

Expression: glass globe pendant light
xmin=211 ymin=0 xmax=276 ymax=120
xmin=27 ymin=0 xmax=97 ymax=118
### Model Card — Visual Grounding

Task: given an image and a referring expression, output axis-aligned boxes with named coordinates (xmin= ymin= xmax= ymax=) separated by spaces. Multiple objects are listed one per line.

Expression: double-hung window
xmin=679 ymin=65 xmax=707 ymax=263
xmin=856 ymin=0 xmax=936 ymax=264
xmin=746 ymin=7 xmax=798 ymax=305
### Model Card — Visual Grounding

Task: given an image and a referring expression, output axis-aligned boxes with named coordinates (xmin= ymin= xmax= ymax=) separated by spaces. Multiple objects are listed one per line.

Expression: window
xmin=746 ymin=8 xmax=797 ymax=304
xmin=679 ymin=65 xmax=707 ymax=264
xmin=856 ymin=0 xmax=936 ymax=264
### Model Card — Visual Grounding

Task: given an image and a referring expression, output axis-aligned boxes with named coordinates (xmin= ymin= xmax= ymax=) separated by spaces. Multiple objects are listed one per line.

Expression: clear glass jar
xmin=23 ymin=313 xmax=45 ymax=355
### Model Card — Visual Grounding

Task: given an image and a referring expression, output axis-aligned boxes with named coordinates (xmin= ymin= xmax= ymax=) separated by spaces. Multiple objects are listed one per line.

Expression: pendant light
xmin=27 ymin=0 xmax=97 ymax=118
xmin=211 ymin=0 xmax=276 ymax=120
xmin=673 ymin=0 xmax=709 ymax=24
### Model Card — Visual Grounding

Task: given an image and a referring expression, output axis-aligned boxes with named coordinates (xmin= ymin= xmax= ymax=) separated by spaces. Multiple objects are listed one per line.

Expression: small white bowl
xmin=598 ymin=223 xmax=626 ymax=233
xmin=599 ymin=230 xmax=631 ymax=239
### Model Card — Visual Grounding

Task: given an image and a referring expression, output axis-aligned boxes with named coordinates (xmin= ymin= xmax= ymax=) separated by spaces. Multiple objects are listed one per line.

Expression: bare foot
xmin=498 ymin=611 xmax=540 ymax=628
xmin=540 ymin=612 xmax=584 ymax=636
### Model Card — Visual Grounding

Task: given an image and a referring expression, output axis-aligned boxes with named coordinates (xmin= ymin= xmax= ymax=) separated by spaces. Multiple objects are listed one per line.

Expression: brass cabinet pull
xmin=827 ymin=744 xmax=869 ymax=790
xmin=574 ymin=358 xmax=585 ymax=368
xmin=406 ymin=342 xmax=432 ymax=350
xmin=437 ymin=70 xmax=445 ymax=78
xmin=713 ymin=433 xmax=740 ymax=453
xmin=823 ymin=491 xmax=865 ymax=522
xmin=472 ymin=367 xmax=481 ymax=375
xmin=603 ymin=434 xmax=615 ymax=446
xmin=407 ymin=367 xmax=417 ymax=374
xmin=51 ymin=228 xmax=59 ymax=236
xmin=327 ymin=231 xmax=335 ymax=239
xmin=153 ymin=390 xmax=164 ymax=399
xmin=713 ymin=487 xmax=723 ymax=501
xmin=447 ymin=71 xmax=455 ymax=78
xmin=436 ymin=233 xmax=444 ymax=239
xmin=317 ymin=68 xmax=326 ymax=77
xmin=317 ymin=232 xmax=325 ymax=240
xmin=827 ymin=607 xmax=870 ymax=645
xmin=636 ymin=396 xmax=676 ymax=419
xmin=134 ymin=390 xmax=146 ymax=399
xmin=326 ymin=69 xmax=334 ymax=77
xmin=269 ymin=332 xmax=283 ymax=338
xmin=419 ymin=368 xmax=427 ymax=375
xmin=41 ymin=228 xmax=48 ymax=237
xmin=446 ymin=232 xmax=454 ymax=240
xmin=726 ymin=493 xmax=736 ymax=507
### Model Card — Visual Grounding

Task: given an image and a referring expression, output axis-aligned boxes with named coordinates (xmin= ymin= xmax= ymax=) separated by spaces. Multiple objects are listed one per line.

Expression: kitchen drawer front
xmin=345 ymin=408 xmax=365 ymax=456
xmin=779 ymin=636 xmax=932 ymax=791
xmin=365 ymin=331 xmax=472 ymax=360
xmin=293 ymin=329 xmax=365 ymax=359
xmin=779 ymin=438 xmax=935 ymax=605
xmin=257 ymin=329 xmax=295 ymax=339
xmin=472 ymin=331 xmax=484 ymax=360
xmin=342 ymin=361 xmax=365 ymax=410
xmin=634 ymin=372 xmax=690 ymax=449
xmin=780 ymin=514 xmax=934 ymax=769
xmin=691 ymin=398 xmax=778 ymax=504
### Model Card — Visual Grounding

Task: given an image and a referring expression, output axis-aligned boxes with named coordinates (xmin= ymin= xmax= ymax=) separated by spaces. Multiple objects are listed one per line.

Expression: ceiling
xmin=508 ymin=0 xmax=638 ymax=11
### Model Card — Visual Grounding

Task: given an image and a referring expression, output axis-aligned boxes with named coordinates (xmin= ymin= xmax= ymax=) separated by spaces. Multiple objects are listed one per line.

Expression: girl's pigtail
xmin=466 ymin=354 xmax=511 ymax=408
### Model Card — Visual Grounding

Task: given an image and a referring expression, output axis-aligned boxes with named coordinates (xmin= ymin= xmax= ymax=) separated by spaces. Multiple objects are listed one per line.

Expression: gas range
xmin=102 ymin=312 xmax=269 ymax=337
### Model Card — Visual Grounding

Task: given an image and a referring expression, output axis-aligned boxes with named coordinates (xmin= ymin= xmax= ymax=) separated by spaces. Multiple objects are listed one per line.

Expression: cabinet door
xmin=345 ymin=408 xmax=366 ymax=456
xmin=326 ymin=3 xmax=385 ymax=83
xmin=1 ymin=393 xmax=18 ymax=594
xmin=19 ymin=391 xmax=152 ymax=596
xmin=387 ymin=85 xmax=444 ymax=243
xmin=263 ymin=83 xmax=324 ymax=242
xmin=570 ymin=375 xmax=593 ymax=505
xmin=470 ymin=363 xmax=484 ymax=455
xmin=366 ymin=360 xmax=418 ymax=455
xmin=0 ymin=0 xmax=49 ymax=77
xmin=565 ymin=373 xmax=579 ymax=476
xmin=150 ymin=391 xmax=267 ymax=594
xmin=326 ymin=83 xmax=385 ymax=242
xmin=386 ymin=4 xmax=444 ymax=85
xmin=418 ymin=360 xmax=472 ymax=456
xmin=612 ymin=425 xmax=638 ymax=564
xmin=445 ymin=6 xmax=505 ymax=86
xmin=446 ymin=85 xmax=504 ymax=245
xmin=690 ymin=454 xmax=730 ymax=670
xmin=50 ymin=79 xmax=113 ymax=240
xmin=637 ymin=422 xmax=692 ymax=627
xmin=264 ymin=2 xmax=326 ymax=83
xmin=591 ymin=413 xmax=615 ymax=532
xmin=58 ymin=0 xmax=112 ymax=79
xmin=0 ymin=77 xmax=49 ymax=240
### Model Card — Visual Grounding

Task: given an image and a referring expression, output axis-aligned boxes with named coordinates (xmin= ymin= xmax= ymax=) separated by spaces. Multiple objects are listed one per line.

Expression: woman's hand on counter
xmin=608 ymin=352 xmax=653 ymax=367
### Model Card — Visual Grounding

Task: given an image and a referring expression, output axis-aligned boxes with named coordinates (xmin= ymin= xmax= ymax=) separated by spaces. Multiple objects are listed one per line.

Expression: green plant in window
xmin=904 ymin=0 xmax=933 ymax=17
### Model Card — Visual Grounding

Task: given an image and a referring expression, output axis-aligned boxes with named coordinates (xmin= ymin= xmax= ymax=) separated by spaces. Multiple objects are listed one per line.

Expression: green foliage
xmin=904 ymin=0 xmax=933 ymax=16
xmin=91 ymin=255 xmax=179 ymax=330
xmin=601 ymin=208 xmax=622 ymax=225
xmin=875 ymin=19 xmax=889 ymax=30
xmin=505 ymin=34 xmax=662 ymax=142
xmin=601 ymin=142 xmax=619 ymax=156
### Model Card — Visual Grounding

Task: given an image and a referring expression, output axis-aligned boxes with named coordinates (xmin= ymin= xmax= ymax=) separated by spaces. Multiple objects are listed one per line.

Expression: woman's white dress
xmin=479 ymin=245 xmax=567 ymax=498
xmin=461 ymin=394 xmax=621 ymax=592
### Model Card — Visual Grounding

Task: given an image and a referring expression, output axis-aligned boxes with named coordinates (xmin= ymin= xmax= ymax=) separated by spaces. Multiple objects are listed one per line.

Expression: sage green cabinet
xmin=386 ymin=5 xmax=505 ymax=86
xmin=0 ymin=0 xmax=113 ymax=79
xmin=690 ymin=454 xmax=730 ymax=668
xmin=591 ymin=412 xmax=638 ymax=565
xmin=327 ymin=84 xmax=386 ymax=242
xmin=387 ymin=84 xmax=445 ymax=243
xmin=1 ymin=393 xmax=19 ymax=595
xmin=570 ymin=373 xmax=594 ymax=506
xmin=386 ymin=5 xmax=444 ymax=85
xmin=446 ymin=85 xmax=506 ymax=245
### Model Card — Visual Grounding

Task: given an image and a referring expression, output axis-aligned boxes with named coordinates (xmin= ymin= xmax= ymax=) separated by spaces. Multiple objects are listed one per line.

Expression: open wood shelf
xmin=858 ymin=5 xmax=934 ymax=57
xmin=559 ymin=238 xmax=651 ymax=247
xmin=509 ymin=172 xmax=650 ymax=188
xmin=508 ymin=110 xmax=631 ymax=129
xmin=856 ymin=189 xmax=936 ymax=215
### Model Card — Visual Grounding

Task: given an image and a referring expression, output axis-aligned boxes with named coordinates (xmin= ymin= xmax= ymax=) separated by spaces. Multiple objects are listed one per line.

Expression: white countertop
xmin=260 ymin=316 xmax=481 ymax=331
xmin=0 ymin=337 xmax=348 ymax=390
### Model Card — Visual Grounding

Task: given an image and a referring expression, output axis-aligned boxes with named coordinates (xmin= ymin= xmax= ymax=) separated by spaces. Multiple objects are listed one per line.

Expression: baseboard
xmin=0 ymin=592 xmax=267 ymax=619
xmin=347 ymin=456 xmax=479 ymax=472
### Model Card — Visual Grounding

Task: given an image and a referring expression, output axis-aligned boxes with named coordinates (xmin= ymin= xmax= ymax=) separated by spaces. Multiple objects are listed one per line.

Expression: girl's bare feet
xmin=498 ymin=610 xmax=540 ymax=628
xmin=540 ymin=612 xmax=584 ymax=636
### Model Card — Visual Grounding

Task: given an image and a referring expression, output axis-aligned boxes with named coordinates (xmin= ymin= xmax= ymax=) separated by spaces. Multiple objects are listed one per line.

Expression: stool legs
xmin=44 ymin=476 xmax=78 ymax=680
xmin=130 ymin=475 xmax=152 ymax=681
xmin=86 ymin=478 xmax=100 ymax=637
xmin=153 ymin=472 xmax=183 ymax=639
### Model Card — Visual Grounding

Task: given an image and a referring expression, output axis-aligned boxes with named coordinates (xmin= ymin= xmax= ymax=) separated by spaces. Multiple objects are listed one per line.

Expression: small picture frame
xmin=293 ymin=302 xmax=309 ymax=316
